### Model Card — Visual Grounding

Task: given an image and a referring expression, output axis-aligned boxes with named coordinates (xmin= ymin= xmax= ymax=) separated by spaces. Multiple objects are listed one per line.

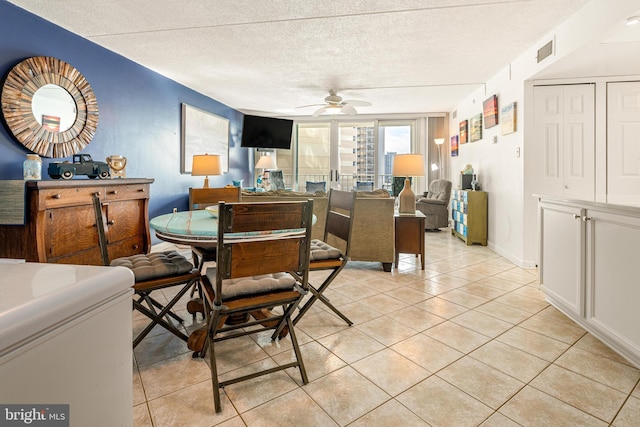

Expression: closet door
xmin=563 ymin=85 xmax=595 ymax=201
xmin=607 ymin=82 xmax=640 ymax=205
xmin=533 ymin=84 xmax=595 ymax=201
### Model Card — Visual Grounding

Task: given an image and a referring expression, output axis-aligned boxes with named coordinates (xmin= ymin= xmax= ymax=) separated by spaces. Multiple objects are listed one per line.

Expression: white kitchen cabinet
xmin=539 ymin=201 xmax=585 ymax=317
xmin=0 ymin=261 xmax=134 ymax=426
xmin=538 ymin=196 xmax=640 ymax=367
xmin=586 ymin=208 xmax=640 ymax=358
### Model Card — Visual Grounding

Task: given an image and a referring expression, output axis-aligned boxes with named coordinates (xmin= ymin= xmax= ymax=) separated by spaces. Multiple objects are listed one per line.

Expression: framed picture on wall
xmin=181 ymin=103 xmax=230 ymax=174
xmin=451 ymin=135 xmax=459 ymax=157
xmin=470 ymin=113 xmax=483 ymax=142
xmin=483 ymin=95 xmax=499 ymax=128
xmin=459 ymin=120 xmax=468 ymax=144
xmin=501 ymin=102 xmax=517 ymax=135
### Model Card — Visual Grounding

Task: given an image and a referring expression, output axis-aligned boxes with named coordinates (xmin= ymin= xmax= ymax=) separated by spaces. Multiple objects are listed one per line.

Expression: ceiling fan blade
xmin=313 ymin=106 xmax=328 ymax=117
xmin=343 ymin=100 xmax=372 ymax=107
xmin=340 ymin=105 xmax=357 ymax=115
xmin=296 ymin=103 xmax=326 ymax=109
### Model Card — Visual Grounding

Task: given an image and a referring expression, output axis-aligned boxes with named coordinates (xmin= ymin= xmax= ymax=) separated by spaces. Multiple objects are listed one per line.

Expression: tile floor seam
xmin=530 ymin=363 xmax=631 ymax=424
xmin=433 ymin=369 xmax=529 ymax=423
xmin=608 ymin=376 xmax=640 ymax=426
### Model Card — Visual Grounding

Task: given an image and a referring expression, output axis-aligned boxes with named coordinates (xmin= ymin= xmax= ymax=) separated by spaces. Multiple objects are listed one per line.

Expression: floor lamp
xmin=434 ymin=138 xmax=445 ymax=180
xmin=392 ymin=154 xmax=425 ymax=214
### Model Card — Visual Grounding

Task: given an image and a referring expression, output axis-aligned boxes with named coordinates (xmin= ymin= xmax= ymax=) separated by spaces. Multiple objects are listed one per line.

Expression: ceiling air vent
xmin=537 ymin=40 xmax=553 ymax=63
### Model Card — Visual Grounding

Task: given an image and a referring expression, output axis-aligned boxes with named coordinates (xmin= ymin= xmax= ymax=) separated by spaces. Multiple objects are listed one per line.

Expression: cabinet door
xmin=105 ymin=199 xmax=147 ymax=259
xmin=45 ymin=205 xmax=99 ymax=259
xmin=539 ymin=201 xmax=585 ymax=316
xmin=533 ymin=84 xmax=595 ymax=201
xmin=587 ymin=209 xmax=640 ymax=353
xmin=105 ymin=200 xmax=144 ymax=242
xmin=607 ymin=81 xmax=640 ymax=205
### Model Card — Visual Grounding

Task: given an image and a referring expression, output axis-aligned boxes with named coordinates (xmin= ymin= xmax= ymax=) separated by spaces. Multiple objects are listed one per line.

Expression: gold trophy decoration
xmin=106 ymin=155 xmax=127 ymax=179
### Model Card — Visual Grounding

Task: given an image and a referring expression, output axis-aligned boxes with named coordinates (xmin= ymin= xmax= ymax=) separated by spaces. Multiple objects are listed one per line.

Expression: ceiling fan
xmin=298 ymin=90 xmax=372 ymax=116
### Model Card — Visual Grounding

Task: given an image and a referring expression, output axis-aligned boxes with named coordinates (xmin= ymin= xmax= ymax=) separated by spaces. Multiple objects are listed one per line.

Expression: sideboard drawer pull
xmin=53 ymin=194 xmax=61 ymax=199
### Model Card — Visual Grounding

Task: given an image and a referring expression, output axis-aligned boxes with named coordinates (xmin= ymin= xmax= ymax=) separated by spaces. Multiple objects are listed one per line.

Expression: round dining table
xmin=149 ymin=209 xmax=316 ymax=247
xmin=149 ymin=209 xmax=219 ymax=248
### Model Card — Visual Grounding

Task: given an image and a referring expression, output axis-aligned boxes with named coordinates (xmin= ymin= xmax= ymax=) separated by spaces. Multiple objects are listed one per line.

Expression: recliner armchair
xmin=416 ymin=179 xmax=452 ymax=230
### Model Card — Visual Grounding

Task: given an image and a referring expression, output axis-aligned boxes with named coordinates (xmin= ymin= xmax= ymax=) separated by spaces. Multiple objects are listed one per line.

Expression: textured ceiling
xmin=9 ymin=0 xmax=626 ymax=116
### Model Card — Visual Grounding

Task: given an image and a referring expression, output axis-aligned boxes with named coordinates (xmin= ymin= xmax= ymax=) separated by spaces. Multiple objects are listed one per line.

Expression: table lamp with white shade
xmin=191 ymin=154 xmax=222 ymax=188
xmin=255 ymin=154 xmax=276 ymax=189
xmin=392 ymin=153 xmax=425 ymax=214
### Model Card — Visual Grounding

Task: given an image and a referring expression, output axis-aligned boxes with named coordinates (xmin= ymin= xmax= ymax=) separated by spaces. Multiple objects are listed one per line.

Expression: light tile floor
xmin=133 ymin=230 xmax=640 ymax=426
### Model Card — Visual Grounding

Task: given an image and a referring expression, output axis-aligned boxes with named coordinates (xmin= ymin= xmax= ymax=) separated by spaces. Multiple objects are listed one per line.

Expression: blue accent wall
xmin=0 ymin=3 xmax=252 ymax=241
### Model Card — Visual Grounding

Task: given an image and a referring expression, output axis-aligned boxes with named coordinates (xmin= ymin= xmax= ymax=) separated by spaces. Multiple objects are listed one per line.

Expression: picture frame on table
xmin=470 ymin=113 xmax=483 ymax=142
xmin=483 ymin=95 xmax=499 ymax=128
xmin=501 ymin=102 xmax=517 ymax=135
xmin=181 ymin=103 xmax=230 ymax=174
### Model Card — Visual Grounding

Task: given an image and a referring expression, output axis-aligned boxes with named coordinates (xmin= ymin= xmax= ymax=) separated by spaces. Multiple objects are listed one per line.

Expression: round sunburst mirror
xmin=1 ymin=56 xmax=99 ymax=158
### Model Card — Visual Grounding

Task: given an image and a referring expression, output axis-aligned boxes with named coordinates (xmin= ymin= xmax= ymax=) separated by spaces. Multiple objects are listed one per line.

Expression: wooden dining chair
xmin=188 ymin=186 xmax=241 ymax=273
xmin=92 ymin=193 xmax=201 ymax=348
xmin=199 ymin=200 xmax=313 ymax=413
xmin=291 ymin=189 xmax=356 ymax=328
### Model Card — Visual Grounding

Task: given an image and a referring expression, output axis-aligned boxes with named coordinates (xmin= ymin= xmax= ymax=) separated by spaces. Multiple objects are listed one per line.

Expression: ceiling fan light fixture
xmin=304 ymin=91 xmax=370 ymax=117
xmin=326 ymin=104 xmax=343 ymax=115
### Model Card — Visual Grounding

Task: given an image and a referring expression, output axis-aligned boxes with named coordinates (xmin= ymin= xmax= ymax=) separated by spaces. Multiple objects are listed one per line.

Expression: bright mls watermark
xmin=0 ymin=405 xmax=68 ymax=426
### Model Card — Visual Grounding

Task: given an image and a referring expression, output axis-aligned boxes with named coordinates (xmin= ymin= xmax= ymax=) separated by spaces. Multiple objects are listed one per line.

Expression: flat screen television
xmin=240 ymin=115 xmax=293 ymax=149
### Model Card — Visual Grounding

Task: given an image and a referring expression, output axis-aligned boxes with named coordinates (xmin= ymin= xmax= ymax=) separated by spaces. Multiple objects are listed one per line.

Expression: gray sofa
xmin=241 ymin=189 xmax=395 ymax=271
xmin=416 ymin=179 xmax=452 ymax=230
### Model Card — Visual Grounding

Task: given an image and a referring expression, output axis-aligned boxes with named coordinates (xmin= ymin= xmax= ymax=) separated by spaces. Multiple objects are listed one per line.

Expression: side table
xmin=394 ymin=210 xmax=426 ymax=270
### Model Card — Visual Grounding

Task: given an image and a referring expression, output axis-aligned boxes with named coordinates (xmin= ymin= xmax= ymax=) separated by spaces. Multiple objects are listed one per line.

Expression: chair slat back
xmin=216 ymin=200 xmax=313 ymax=301
xmin=323 ymin=190 xmax=357 ymax=254
xmin=189 ymin=187 xmax=240 ymax=210
xmin=222 ymin=238 xmax=306 ymax=279
xmin=92 ymin=192 xmax=110 ymax=266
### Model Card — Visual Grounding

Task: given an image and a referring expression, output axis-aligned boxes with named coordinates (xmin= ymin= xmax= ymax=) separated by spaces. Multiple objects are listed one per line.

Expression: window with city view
xmin=271 ymin=119 xmax=415 ymax=193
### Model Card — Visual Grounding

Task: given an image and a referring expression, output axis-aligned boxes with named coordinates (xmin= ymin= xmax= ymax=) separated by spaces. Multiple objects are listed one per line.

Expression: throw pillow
xmin=305 ymin=181 xmax=326 ymax=193
xmin=356 ymin=181 xmax=374 ymax=191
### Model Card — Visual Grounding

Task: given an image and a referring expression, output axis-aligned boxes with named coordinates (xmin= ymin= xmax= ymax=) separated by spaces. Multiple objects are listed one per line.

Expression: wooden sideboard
xmin=0 ymin=178 xmax=153 ymax=265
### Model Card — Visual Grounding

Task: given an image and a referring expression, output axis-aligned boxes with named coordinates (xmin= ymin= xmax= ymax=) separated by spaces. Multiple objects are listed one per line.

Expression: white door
xmin=533 ymin=84 xmax=595 ymax=200
xmin=533 ymin=86 xmax=564 ymax=197
xmin=607 ymin=81 xmax=640 ymax=206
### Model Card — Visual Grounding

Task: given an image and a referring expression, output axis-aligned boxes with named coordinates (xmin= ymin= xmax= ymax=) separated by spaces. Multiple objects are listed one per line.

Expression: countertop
xmin=0 ymin=260 xmax=134 ymax=357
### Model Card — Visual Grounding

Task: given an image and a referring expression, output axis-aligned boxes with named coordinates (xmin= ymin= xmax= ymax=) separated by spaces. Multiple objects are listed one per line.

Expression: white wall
xmin=448 ymin=72 xmax=526 ymax=266
xmin=446 ymin=0 xmax=640 ymax=267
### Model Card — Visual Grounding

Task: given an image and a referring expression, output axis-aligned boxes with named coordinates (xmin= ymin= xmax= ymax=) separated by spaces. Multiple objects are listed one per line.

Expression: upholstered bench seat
xmin=111 ymin=251 xmax=194 ymax=282
xmin=309 ymin=239 xmax=342 ymax=261
xmin=205 ymin=269 xmax=296 ymax=300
